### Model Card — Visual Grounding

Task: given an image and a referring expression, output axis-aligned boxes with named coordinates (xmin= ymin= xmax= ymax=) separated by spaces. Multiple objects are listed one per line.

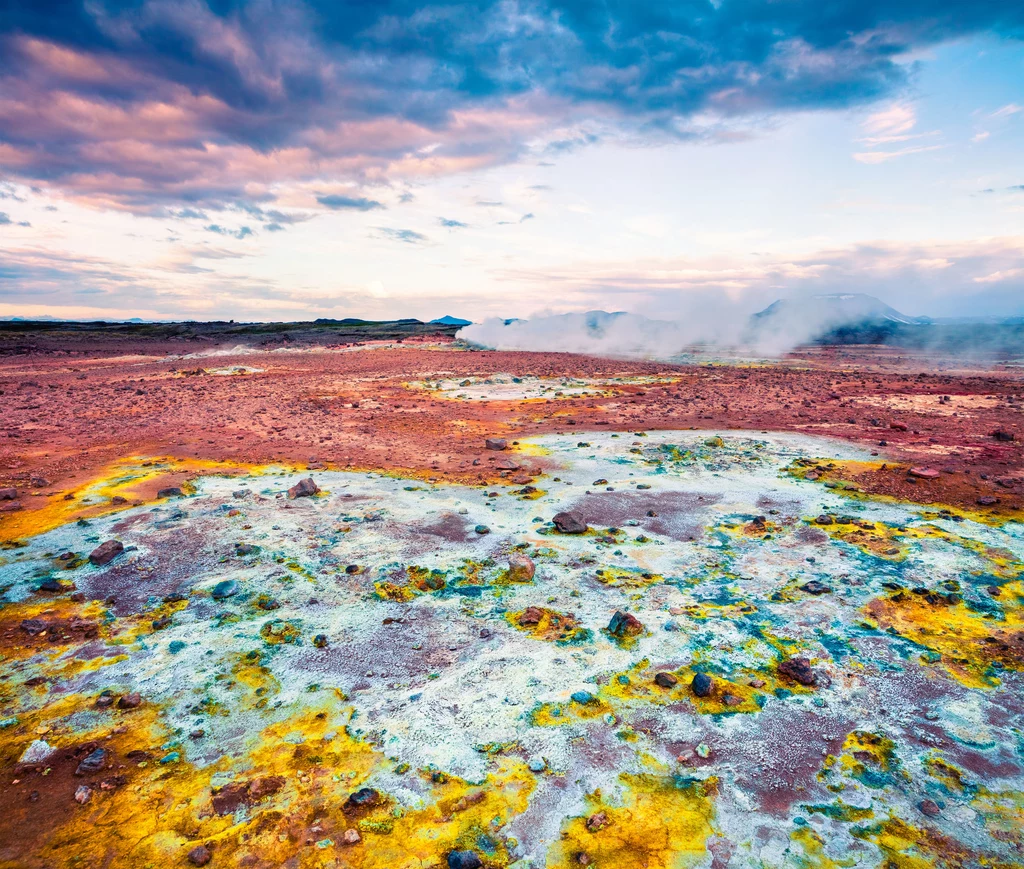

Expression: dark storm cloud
xmin=1 ymin=1 xmax=1022 ymax=211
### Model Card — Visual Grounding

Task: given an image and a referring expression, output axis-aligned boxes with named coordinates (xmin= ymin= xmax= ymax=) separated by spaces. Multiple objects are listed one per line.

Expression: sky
xmin=0 ymin=1 xmax=1022 ymax=323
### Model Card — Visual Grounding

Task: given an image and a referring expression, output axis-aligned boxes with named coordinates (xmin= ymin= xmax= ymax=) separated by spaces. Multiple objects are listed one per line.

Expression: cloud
xmin=376 ymin=227 xmax=427 ymax=244
xmin=1 ymin=1 xmax=1022 ymax=213
xmin=974 ymin=267 xmax=1024 ymax=283
xmin=316 ymin=194 xmax=385 ymax=211
xmin=853 ymin=145 xmax=942 ymax=164
xmin=205 ymin=224 xmax=253 ymax=240
xmin=991 ymin=104 xmax=1023 ymax=118
xmin=168 ymin=207 xmax=208 ymax=220
xmin=439 ymin=217 xmax=467 ymax=228
xmin=0 ymin=212 xmax=9 ymax=225
xmin=497 ymin=212 xmax=535 ymax=225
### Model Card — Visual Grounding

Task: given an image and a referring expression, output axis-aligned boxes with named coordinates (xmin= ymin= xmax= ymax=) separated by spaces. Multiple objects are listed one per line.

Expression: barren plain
xmin=1 ymin=331 xmax=1022 ymax=869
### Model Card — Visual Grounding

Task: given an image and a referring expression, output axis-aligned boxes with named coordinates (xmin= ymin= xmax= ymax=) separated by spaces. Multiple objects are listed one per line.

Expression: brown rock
xmin=117 ymin=693 xmax=142 ymax=709
xmin=89 ymin=540 xmax=124 ymax=566
xmin=485 ymin=438 xmax=507 ymax=451
xmin=287 ymin=478 xmax=319 ymax=499
xmin=607 ymin=610 xmax=643 ymax=638
xmin=507 ymin=553 xmax=536 ymax=582
xmin=778 ymin=657 xmax=817 ymax=686
xmin=0 ymin=487 xmax=16 ymax=500
xmin=552 ymin=511 xmax=588 ymax=534
xmin=518 ymin=606 xmax=544 ymax=626
xmin=908 ymin=467 xmax=939 ymax=479
xmin=187 ymin=845 xmax=212 ymax=866
xmin=654 ymin=672 xmax=678 ymax=689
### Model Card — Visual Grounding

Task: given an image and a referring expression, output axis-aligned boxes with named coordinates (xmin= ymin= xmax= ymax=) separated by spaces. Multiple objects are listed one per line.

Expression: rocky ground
xmin=0 ymin=339 xmax=1022 ymax=869
xmin=0 ymin=341 xmax=1020 ymax=530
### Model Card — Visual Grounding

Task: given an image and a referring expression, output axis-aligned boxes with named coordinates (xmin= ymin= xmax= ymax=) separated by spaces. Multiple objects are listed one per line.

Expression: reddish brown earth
xmin=0 ymin=340 xmax=1021 ymax=531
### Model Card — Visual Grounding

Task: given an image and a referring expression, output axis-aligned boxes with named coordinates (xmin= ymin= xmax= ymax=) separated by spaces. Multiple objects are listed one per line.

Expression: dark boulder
xmin=552 ymin=511 xmax=588 ymax=534
xmin=287 ymin=478 xmax=319 ymax=499
xmin=691 ymin=673 xmax=713 ymax=698
xmin=89 ymin=540 xmax=124 ymax=566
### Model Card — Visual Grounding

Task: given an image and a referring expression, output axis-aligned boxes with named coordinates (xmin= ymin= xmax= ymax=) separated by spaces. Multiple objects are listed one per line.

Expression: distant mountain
xmin=746 ymin=293 xmax=931 ymax=349
xmin=752 ymin=293 xmax=929 ymax=327
xmin=430 ymin=315 xmax=472 ymax=326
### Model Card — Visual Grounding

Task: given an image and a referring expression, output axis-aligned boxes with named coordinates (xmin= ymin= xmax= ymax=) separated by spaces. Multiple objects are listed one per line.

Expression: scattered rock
xmin=89 ymin=539 xmax=124 ymax=566
xmin=800 ymin=580 xmax=832 ymax=595
xmin=552 ymin=511 xmax=588 ymax=534
xmin=991 ymin=429 xmax=1015 ymax=442
xmin=814 ymin=515 xmax=833 ymax=526
xmin=0 ymin=487 xmax=16 ymax=500
xmin=977 ymin=496 xmax=998 ymax=506
xmin=485 ymin=438 xmax=507 ymax=451
xmin=778 ymin=657 xmax=818 ymax=686
xmin=187 ymin=845 xmax=212 ymax=866
xmin=722 ymin=693 xmax=743 ymax=707
xmin=474 ymin=524 xmax=490 ymax=535
xmin=341 ymin=829 xmax=361 ymax=845
xmin=506 ymin=553 xmax=535 ymax=582
xmin=448 ymin=851 xmax=483 ymax=869
xmin=235 ymin=543 xmax=259 ymax=556
xmin=74 ymin=785 xmax=92 ymax=804
xmin=287 ymin=478 xmax=319 ymax=499
xmin=518 ymin=607 xmax=544 ymax=626
xmin=211 ymin=579 xmax=238 ymax=600
xmin=158 ymin=487 xmax=184 ymax=498
xmin=571 ymin=690 xmax=597 ymax=705
xmin=691 ymin=673 xmax=713 ymax=698
xmin=607 ymin=610 xmax=643 ymax=638
xmin=20 ymin=739 xmax=54 ymax=764
xmin=313 ymin=634 xmax=328 ymax=648
xmin=908 ymin=467 xmax=939 ymax=479
xmin=586 ymin=811 xmax=610 ymax=832
xmin=117 ymin=693 xmax=142 ymax=709
xmin=212 ymin=776 xmax=285 ymax=815
xmin=346 ymin=787 xmax=381 ymax=810
xmin=654 ymin=672 xmax=678 ymax=689
xmin=75 ymin=747 xmax=109 ymax=775
xmin=918 ymin=798 xmax=942 ymax=818
xmin=20 ymin=618 xmax=47 ymax=636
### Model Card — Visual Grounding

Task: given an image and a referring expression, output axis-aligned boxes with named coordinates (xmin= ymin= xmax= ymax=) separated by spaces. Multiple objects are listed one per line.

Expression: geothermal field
xmin=1 ymin=328 xmax=1022 ymax=869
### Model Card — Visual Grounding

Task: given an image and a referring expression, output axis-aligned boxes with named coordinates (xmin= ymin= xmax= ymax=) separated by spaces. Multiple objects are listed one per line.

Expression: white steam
xmin=455 ymin=293 xmax=943 ymax=359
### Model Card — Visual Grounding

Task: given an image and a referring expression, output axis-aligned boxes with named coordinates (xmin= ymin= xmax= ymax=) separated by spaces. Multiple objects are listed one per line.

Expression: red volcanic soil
xmin=0 ymin=343 xmax=1021 ymax=524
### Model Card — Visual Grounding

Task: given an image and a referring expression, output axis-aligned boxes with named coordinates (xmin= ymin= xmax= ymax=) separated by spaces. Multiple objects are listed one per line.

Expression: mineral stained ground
xmin=0 ymin=338 xmax=1022 ymax=869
